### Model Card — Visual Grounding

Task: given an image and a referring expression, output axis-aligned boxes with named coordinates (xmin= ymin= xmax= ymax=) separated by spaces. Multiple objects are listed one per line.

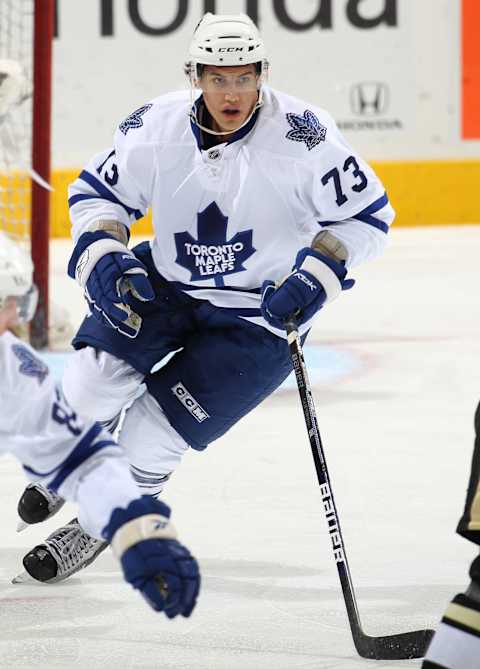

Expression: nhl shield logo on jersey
xmin=12 ymin=344 xmax=49 ymax=385
xmin=285 ymin=110 xmax=327 ymax=151
xmin=118 ymin=104 xmax=153 ymax=135
xmin=174 ymin=202 xmax=255 ymax=287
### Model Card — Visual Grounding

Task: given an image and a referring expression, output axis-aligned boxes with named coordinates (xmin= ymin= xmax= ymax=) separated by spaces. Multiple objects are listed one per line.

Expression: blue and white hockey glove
xmin=103 ymin=497 xmax=200 ymax=618
xmin=261 ymin=247 xmax=355 ymax=329
xmin=68 ymin=230 xmax=155 ymax=338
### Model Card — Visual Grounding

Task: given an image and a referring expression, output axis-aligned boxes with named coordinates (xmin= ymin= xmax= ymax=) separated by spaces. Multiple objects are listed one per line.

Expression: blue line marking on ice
xmin=40 ymin=344 xmax=360 ymax=394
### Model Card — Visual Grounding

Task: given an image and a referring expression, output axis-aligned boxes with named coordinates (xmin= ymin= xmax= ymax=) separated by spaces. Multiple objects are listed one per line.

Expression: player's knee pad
xmin=119 ymin=391 xmax=189 ymax=497
xmin=62 ymin=347 xmax=143 ymax=422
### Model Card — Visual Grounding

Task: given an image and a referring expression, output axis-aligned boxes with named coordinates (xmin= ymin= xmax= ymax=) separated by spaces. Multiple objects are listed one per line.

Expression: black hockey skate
xmin=13 ymin=518 xmax=108 ymax=584
xmin=17 ymin=482 xmax=65 ymax=531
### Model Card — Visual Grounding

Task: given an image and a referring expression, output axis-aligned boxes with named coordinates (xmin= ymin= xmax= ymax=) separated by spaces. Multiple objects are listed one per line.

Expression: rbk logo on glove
xmin=261 ymin=246 xmax=355 ymax=329
xmin=295 ymin=272 xmax=318 ymax=292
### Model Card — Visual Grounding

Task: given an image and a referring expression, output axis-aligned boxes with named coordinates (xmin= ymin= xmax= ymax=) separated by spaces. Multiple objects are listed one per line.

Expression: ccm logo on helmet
xmin=218 ymin=47 xmax=244 ymax=52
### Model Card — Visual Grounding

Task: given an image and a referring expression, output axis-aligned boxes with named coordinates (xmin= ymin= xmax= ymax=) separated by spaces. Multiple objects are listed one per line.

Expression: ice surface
xmin=1 ymin=226 xmax=479 ymax=668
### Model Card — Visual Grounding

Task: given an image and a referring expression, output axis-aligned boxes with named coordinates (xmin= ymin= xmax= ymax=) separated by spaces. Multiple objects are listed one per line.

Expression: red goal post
xmin=31 ymin=0 xmax=54 ymax=348
xmin=0 ymin=0 xmax=54 ymax=348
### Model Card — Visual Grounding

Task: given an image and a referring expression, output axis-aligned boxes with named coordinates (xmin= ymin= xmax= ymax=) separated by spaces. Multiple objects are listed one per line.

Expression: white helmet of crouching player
xmin=0 ymin=231 xmax=38 ymax=325
xmin=185 ymin=13 xmax=269 ymax=136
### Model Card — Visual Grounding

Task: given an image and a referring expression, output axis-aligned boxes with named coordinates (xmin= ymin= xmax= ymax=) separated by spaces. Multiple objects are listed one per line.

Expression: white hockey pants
xmin=62 ymin=347 xmax=189 ymax=497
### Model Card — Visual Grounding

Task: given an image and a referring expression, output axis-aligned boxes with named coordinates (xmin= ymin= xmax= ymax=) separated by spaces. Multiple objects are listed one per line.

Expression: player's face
xmin=199 ymin=64 xmax=259 ymax=135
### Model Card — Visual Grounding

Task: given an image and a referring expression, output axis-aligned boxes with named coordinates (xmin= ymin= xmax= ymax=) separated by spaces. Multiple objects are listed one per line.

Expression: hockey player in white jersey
xmin=0 ymin=231 xmax=199 ymax=617
xmin=422 ymin=403 xmax=480 ymax=668
xmin=19 ymin=14 xmax=394 ymax=578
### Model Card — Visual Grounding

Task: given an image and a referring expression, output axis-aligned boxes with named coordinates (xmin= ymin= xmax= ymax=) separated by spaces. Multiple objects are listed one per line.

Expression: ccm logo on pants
xmin=171 ymin=382 xmax=210 ymax=423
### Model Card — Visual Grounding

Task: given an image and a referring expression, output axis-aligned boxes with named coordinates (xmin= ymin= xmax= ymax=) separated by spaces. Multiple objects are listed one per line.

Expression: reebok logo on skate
xmin=296 ymin=273 xmax=317 ymax=291
xmin=171 ymin=382 xmax=209 ymax=423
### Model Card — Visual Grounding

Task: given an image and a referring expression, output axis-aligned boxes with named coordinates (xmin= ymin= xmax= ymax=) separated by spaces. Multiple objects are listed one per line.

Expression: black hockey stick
xmin=285 ymin=319 xmax=434 ymax=660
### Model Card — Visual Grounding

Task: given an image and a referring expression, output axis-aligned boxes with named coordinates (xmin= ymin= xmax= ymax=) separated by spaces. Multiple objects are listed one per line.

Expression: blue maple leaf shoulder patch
xmin=12 ymin=344 xmax=49 ymax=385
xmin=119 ymin=104 xmax=153 ymax=135
xmin=285 ymin=109 xmax=327 ymax=151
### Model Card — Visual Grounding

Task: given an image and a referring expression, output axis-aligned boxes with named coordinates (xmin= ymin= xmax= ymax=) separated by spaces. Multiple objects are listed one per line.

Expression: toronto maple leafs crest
xmin=285 ymin=109 xmax=327 ymax=151
xmin=12 ymin=344 xmax=49 ymax=385
xmin=119 ymin=104 xmax=153 ymax=135
xmin=174 ymin=202 xmax=255 ymax=287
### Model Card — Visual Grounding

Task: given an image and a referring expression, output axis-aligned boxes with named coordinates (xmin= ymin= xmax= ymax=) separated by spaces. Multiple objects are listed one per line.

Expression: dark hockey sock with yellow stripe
xmin=422 ymin=593 xmax=480 ymax=668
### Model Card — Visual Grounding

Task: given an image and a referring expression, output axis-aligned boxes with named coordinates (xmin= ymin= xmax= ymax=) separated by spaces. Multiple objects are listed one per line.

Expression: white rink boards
xmin=0 ymin=225 xmax=479 ymax=668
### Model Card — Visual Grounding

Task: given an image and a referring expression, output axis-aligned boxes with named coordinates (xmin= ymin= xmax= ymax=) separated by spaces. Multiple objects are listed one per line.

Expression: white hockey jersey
xmin=69 ymin=86 xmax=394 ymax=333
xmin=0 ymin=331 xmax=140 ymax=538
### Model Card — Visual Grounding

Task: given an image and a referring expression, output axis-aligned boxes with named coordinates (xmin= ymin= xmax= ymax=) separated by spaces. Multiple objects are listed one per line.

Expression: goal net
xmin=0 ymin=0 xmax=53 ymax=348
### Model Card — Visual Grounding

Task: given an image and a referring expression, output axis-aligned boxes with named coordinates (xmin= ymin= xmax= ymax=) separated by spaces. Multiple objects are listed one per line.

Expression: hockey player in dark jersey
xmin=422 ymin=402 xmax=480 ymax=668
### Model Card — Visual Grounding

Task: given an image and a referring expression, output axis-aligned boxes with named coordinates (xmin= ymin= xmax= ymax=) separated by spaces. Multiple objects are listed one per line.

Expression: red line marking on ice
xmin=1 ymin=596 xmax=66 ymax=603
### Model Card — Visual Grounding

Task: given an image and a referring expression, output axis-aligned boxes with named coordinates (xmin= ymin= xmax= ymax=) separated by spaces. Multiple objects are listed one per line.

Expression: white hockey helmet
xmin=0 ymin=231 xmax=38 ymax=322
xmin=185 ymin=13 xmax=268 ymax=82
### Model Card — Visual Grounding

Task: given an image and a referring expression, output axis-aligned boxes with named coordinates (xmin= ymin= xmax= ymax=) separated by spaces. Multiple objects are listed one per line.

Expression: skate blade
xmin=11 ymin=570 xmax=62 ymax=585
xmin=16 ymin=520 xmax=28 ymax=533
xmin=11 ymin=570 xmax=35 ymax=584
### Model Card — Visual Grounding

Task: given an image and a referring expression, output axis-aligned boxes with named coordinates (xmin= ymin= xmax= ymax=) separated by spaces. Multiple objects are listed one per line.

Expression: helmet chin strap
xmin=188 ymin=85 xmax=264 ymax=137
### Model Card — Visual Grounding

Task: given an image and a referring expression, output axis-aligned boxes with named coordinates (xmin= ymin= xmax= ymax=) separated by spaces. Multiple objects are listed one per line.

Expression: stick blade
xmin=354 ymin=628 xmax=435 ymax=660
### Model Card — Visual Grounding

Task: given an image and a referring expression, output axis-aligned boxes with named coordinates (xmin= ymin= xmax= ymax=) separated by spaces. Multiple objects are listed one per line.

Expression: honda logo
xmin=350 ymin=82 xmax=389 ymax=116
